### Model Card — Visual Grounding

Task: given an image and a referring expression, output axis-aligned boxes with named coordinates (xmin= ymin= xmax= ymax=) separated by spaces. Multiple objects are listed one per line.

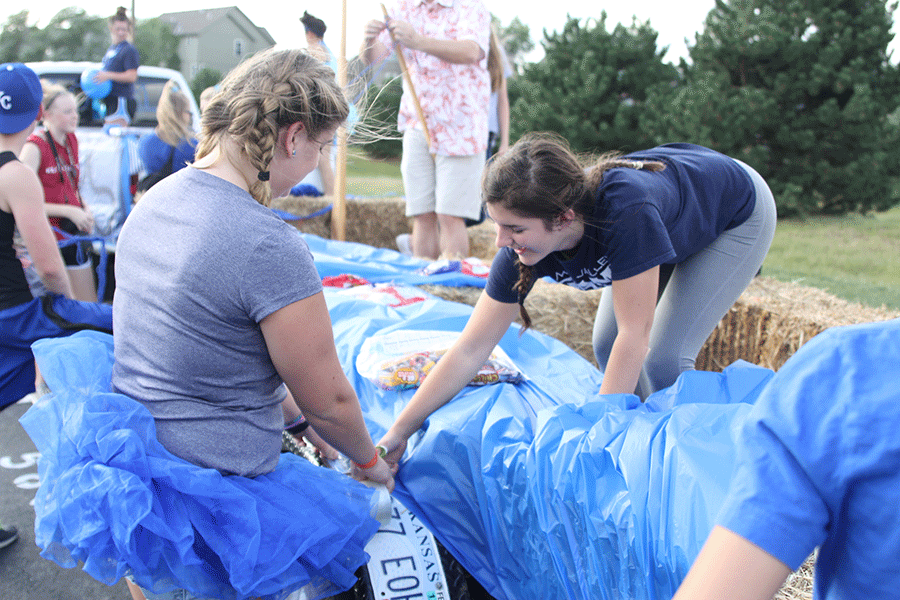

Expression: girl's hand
xmin=68 ymin=207 xmax=94 ymax=233
xmin=93 ymin=71 xmax=111 ymax=83
xmin=376 ymin=431 xmax=409 ymax=468
xmin=351 ymin=456 xmax=395 ymax=492
xmin=363 ymin=19 xmax=386 ymax=44
xmin=291 ymin=425 xmax=339 ymax=460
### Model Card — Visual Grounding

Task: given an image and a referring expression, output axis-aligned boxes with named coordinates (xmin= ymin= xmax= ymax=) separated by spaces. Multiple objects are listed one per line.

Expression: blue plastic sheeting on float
xmin=20 ymin=333 xmax=382 ymax=600
xmin=23 ymin=287 xmax=777 ymax=600
xmin=321 ymin=290 xmax=774 ymax=600
xmin=301 ymin=233 xmax=488 ymax=288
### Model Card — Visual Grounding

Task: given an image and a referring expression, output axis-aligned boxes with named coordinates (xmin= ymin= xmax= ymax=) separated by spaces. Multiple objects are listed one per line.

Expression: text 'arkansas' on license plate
xmin=366 ymin=499 xmax=451 ymax=600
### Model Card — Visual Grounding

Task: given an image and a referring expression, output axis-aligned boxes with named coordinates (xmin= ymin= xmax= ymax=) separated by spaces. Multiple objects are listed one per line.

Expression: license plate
xmin=365 ymin=498 xmax=450 ymax=600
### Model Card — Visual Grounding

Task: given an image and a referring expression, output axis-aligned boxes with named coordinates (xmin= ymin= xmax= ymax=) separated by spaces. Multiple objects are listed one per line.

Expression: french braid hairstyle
xmin=155 ymin=79 xmax=194 ymax=148
xmin=482 ymin=132 xmax=665 ymax=330
xmin=195 ymin=48 xmax=349 ymax=206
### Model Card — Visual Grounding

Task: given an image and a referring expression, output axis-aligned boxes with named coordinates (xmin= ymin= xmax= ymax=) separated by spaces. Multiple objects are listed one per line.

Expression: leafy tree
xmin=510 ymin=14 xmax=678 ymax=154
xmin=190 ymin=68 xmax=223 ymax=107
xmin=0 ymin=10 xmax=45 ymax=63
xmin=647 ymin=0 xmax=900 ymax=215
xmin=42 ymin=8 xmax=107 ymax=61
xmin=135 ymin=18 xmax=180 ymax=70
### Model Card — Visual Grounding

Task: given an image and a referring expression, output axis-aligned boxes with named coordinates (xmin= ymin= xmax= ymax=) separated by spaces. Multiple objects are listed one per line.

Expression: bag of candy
xmin=356 ymin=330 xmax=524 ymax=391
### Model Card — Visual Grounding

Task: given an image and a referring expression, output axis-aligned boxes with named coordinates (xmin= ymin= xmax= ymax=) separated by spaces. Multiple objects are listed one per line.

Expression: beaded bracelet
xmin=284 ymin=414 xmax=309 ymax=435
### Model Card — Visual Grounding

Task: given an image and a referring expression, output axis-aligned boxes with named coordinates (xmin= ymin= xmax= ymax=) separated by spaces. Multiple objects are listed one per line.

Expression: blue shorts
xmin=0 ymin=294 xmax=112 ymax=408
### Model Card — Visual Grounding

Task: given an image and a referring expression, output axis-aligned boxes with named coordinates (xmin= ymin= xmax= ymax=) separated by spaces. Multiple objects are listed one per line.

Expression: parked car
xmin=25 ymin=62 xmax=202 ymax=300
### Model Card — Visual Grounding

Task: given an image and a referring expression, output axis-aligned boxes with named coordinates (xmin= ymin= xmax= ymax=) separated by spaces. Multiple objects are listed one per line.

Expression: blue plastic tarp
xmin=323 ymin=290 xmax=773 ymax=600
xmin=302 ymin=233 xmax=489 ymax=288
xmin=23 ymin=280 xmax=778 ymax=599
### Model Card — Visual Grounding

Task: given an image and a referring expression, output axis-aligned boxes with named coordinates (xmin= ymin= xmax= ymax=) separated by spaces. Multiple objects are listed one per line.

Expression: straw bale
xmin=272 ymin=194 xmax=899 ymax=372
xmin=776 ymin=555 xmax=815 ymax=600
xmin=423 ymin=276 xmax=900 ymax=372
xmin=271 ymin=194 xmax=410 ymax=250
xmin=700 ymin=277 xmax=900 ymax=372
xmin=272 ymin=195 xmax=502 ymax=257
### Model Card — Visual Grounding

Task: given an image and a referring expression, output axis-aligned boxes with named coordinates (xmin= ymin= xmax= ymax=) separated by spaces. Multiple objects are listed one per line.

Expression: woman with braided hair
xmin=377 ymin=132 xmax=776 ymax=463
xmin=21 ymin=48 xmax=393 ymax=600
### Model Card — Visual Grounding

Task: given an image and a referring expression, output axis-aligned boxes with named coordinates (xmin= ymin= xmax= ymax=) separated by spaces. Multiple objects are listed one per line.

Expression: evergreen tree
xmin=648 ymin=0 xmax=900 ymax=215
xmin=511 ymin=14 xmax=678 ymax=154
xmin=360 ymin=77 xmax=403 ymax=159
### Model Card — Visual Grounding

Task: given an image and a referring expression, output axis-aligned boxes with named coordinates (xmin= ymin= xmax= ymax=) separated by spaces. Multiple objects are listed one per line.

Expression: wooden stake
xmin=381 ymin=3 xmax=431 ymax=149
xmin=332 ymin=0 xmax=349 ymax=241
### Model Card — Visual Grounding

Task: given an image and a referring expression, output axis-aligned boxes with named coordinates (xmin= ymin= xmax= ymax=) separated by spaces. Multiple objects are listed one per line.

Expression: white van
xmin=25 ymin=62 xmax=201 ymax=242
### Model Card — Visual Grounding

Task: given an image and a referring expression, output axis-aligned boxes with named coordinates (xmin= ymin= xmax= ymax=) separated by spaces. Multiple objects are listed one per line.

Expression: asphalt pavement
xmin=0 ymin=396 xmax=133 ymax=600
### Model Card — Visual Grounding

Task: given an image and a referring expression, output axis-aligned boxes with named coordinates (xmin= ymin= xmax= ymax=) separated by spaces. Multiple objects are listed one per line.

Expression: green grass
xmin=763 ymin=206 xmax=900 ymax=311
xmin=345 ymin=152 xmax=404 ymax=197
xmin=343 ymin=153 xmax=900 ymax=311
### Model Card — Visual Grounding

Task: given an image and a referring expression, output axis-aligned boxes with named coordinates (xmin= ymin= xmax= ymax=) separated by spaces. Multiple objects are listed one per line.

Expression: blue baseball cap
xmin=0 ymin=63 xmax=42 ymax=135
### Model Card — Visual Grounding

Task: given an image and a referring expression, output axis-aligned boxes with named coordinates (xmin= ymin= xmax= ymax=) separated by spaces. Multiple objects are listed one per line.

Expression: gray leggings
xmin=592 ymin=160 xmax=777 ymax=399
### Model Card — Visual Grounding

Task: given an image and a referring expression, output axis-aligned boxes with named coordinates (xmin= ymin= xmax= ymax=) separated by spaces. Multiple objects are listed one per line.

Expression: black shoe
xmin=0 ymin=526 xmax=19 ymax=549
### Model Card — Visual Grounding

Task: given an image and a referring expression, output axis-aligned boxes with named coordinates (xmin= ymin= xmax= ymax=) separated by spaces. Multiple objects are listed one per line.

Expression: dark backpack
xmin=137 ymin=145 xmax=176 ymax=193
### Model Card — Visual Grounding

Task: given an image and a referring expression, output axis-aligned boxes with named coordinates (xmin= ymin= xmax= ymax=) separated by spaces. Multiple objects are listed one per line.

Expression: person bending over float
xmin=378 ymin=132 xmax=776 ymax=461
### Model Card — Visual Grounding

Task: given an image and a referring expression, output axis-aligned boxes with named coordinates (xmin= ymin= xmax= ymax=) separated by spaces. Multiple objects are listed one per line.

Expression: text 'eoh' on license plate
xmin=366 ymin=499 xmax=450 ymax=600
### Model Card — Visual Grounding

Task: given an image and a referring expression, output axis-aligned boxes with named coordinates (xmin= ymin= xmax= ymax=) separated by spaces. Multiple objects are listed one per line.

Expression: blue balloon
xmin=80 ymin=69 xmax=112 ymax=99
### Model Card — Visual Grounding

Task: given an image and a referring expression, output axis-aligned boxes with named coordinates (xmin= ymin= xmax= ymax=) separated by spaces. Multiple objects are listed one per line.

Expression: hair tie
xmin=257 ymin=171 xmax=270 ymax=181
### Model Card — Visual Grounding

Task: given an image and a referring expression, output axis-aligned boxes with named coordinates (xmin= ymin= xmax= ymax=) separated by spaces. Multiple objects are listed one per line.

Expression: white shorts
xmin=400 ymin=129 xmax=484 ymax=220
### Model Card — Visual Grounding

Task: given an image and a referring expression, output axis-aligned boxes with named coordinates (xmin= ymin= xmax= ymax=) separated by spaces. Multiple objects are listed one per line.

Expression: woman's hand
xmin=376 ymin=430 xmax=409 ymax=468
xmin=363 ymin=19 xmax=387 ymax=44
xmin=290 ymin=424 xmax=339 ymax=461
xmin=387 ymin=20 xmax=422 ymax=51
xmin=351 ymin=456 xmax=396 ymax=492
xmin=93 ymin=71 xmax=111 ymax=83
xmin=67 ymin=206 xmax=95 ymax=233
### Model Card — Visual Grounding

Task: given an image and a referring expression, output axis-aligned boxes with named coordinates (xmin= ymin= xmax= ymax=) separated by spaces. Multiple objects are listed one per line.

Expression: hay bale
xmin=272 ymin=194 xmax=899 ymax=372
xmin=272 ymin=195 xmax=501 ymax=257
xmin=271 ymin=195 xmax=409 ymax=250
xmin=699 ymin=277 xmax=900 ymax=372
xmin=424 ymin=276 xmax=900 ymax=372
xmin=776 ymin=555 xmax=815 ymax=600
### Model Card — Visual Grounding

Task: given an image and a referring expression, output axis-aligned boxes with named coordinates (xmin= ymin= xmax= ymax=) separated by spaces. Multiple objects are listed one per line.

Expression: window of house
xmin=234 ymin=39 xmax=245 ymax=58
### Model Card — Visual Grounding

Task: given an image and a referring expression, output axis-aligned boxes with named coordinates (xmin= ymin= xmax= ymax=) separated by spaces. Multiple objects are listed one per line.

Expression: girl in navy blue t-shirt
xmin=376 ymin=132 xmax=777 ymax=464
xmin=94 ymin=7 xmax=140 ymax=120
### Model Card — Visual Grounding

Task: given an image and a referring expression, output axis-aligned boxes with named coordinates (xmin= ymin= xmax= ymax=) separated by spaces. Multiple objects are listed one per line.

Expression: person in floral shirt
xmin=362 ymin=0 xmax=490 ymax=259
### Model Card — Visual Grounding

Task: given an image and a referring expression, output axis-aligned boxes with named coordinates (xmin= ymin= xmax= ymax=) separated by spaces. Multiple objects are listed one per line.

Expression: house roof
xmin=158 ymin=6 xmax=276 ymax=44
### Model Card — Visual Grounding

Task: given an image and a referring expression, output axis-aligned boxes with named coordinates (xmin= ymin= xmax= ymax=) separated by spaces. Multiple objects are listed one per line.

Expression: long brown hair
xmin=483 ymin=132 xmax=665 ymax=329
xmin=195 ymin=48 xmax=349 ymax=206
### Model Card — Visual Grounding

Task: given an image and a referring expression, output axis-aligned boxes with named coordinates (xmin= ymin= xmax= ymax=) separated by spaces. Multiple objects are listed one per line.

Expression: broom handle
xmin=381 ymin=3 xmax=432 ymax=150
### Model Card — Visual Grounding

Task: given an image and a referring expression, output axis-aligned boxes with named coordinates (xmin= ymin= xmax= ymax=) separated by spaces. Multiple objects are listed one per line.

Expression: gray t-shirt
xmin=112 ymin=168 xmax=322 ymax=477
